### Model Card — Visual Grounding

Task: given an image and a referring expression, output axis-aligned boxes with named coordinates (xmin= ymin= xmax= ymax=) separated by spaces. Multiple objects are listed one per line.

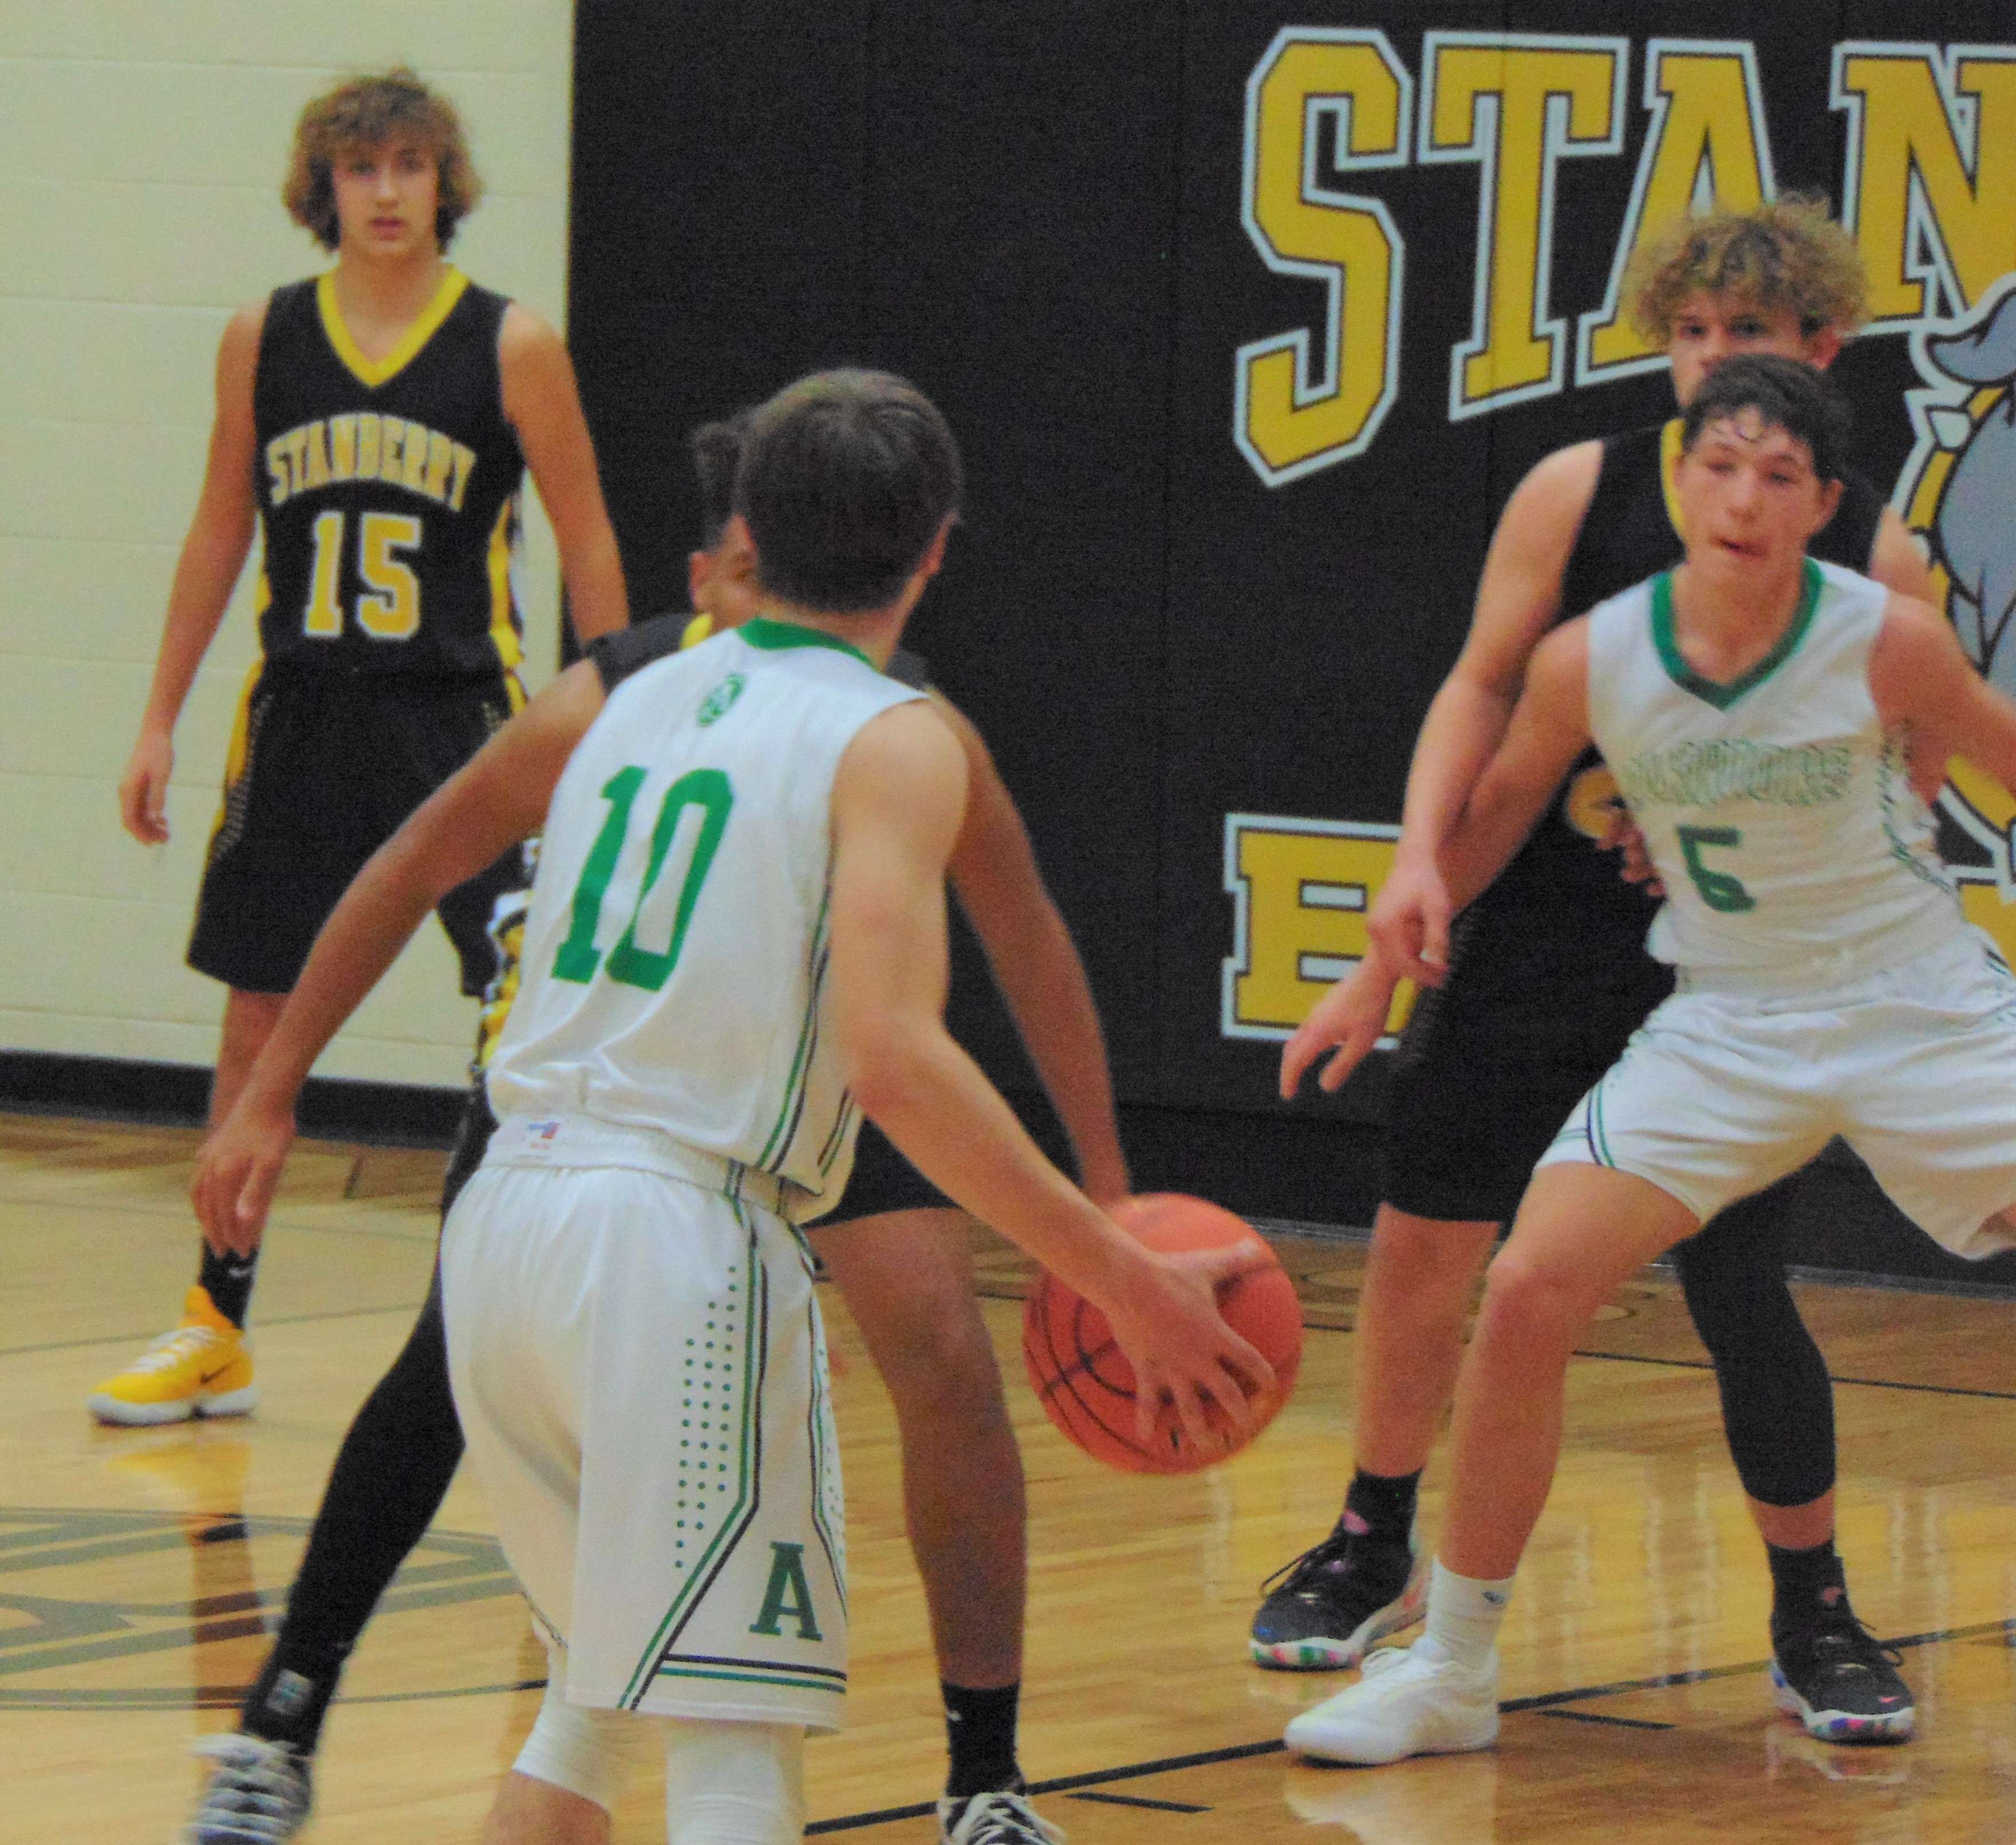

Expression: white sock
xmin=1420 ymin=1559 xmax=1512 ymax=1671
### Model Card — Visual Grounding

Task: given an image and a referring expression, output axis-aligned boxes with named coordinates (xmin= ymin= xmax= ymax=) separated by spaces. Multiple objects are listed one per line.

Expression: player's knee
xmin=867 ymin=1290 xmax=1006 ymax=1427
xmin=1474 ymin=1247 xmax=1588 ymax=1354
xmin=664 ymin=1718 xmax=804 ymax=1845
xmin=1367 ymin=1207 xmax=1492 ymax=1306
xmin=514 ymin=1669 xmax=647 ymax=1813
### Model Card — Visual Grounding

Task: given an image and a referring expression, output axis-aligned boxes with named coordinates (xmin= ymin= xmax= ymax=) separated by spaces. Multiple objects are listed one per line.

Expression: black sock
xmin=240 ymin=1639 xmax=349 ymax=1755
xmin=942 ymin=1681 xmax=1023 ymax=1800
xmin=1766 ymin=1539 xmax=1847 ymax=1637
xmin=199 ymin=1244 xmax=259 ymax=1328
xmin=1343 ymin=1467 xmax=1421 ymax=1546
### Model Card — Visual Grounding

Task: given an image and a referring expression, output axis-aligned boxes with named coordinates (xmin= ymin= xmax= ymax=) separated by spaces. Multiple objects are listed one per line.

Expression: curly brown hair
xmin=282 ymin=68 xmax=482 ymax=253
xmin=1626 ymin=195 xmax=1869 ymax=346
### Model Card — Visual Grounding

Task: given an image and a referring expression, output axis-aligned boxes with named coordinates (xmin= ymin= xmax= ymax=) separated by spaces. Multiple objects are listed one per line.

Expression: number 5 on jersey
xmin=553 ymin=766 xmax=736 ymax=992
xmin=302 ymin=508 xmax=423 ymax=640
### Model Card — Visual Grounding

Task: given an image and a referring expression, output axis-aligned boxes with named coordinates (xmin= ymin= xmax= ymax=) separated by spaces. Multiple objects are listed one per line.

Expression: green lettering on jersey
xmin=606 ymin=769 xmax=734 ymax=991
xmin=1676 ymin=824 xmax=1757 ymax=914
xmin=748 ymin=1542 xmax=822 ymax=1641
xmin=552 ymin=766 xmax=646 ymax=983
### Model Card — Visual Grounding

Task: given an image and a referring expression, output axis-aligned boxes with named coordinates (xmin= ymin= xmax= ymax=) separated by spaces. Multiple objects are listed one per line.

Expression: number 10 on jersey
xmin=553 ymin=766 xmax=736 ymax=992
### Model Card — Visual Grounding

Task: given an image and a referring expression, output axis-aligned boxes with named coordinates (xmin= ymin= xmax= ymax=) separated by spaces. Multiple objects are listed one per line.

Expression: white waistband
xmin=1672 ymin=922 xmax=1994 ymax=1003
xmin=483 ymin=1111 xmax=809 ymax=1221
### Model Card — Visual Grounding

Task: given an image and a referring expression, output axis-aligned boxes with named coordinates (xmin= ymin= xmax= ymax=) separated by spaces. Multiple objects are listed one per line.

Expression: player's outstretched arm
xmin=1871 ymin=594 xmax=2016 ymax=795
xmin=830 ymin=701 xmax=1272 ymax=1449
xmin=189 ymin=661 xmax=607 ymax=1253
xmin=499 ymin=304 xmax=628 ymax=644
xmin=1281 ymin=621 xmax=1593 ymax=1104
xmin=933 ymin=693 xmax=1129 ymax=1204
xmin=1438 ymin=619 xmax=1596 ymax=913
xmin=119 ymin=302 xmax=265 ymax=845
xmin=1369 ymin=440 xmax=1601 ymax=979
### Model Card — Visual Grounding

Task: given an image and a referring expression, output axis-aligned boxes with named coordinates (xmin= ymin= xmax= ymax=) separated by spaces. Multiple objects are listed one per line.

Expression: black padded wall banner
xmin=571 ymin=1 xmax=2016 ymax=1255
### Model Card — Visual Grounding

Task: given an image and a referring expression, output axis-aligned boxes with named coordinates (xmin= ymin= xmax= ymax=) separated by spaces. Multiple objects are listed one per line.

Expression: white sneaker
xmin=1284 ymin=1639 xmax=1500 ymax=1765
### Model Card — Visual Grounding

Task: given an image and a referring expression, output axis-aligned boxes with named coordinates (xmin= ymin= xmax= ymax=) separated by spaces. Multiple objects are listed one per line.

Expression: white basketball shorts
xmin=440 ymin=1114 xmax=847 ymax=1730
xmin=1535 ymin=928 xmax=2016 ymax=1261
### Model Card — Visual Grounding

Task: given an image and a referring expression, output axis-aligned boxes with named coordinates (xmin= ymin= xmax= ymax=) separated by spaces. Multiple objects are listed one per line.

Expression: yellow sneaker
xmin=88 ymin=1286 xmax=258 ymax=1425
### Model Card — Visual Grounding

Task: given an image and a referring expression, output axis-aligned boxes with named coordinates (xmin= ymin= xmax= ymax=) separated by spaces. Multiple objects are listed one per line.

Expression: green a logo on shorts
xmin=697 ymin=673 xmax=745 ymax=727
xmin=749 ymin=1542 xmax=822 ymax=1642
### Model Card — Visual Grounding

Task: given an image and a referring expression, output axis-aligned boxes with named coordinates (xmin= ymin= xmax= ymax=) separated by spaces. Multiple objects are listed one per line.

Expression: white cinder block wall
xmin=0 ymin=5 xmax=577 ymax=1089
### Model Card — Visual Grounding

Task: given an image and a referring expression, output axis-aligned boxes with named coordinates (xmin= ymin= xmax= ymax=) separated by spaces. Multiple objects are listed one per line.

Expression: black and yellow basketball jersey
xmin=252 ymin=268 xmax=524 ymax=676
xmin=1439 ymin=421 xmax=1888 ymax=1031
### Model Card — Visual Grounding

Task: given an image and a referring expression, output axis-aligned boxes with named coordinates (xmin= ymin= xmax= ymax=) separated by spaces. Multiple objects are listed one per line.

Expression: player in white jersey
xmin=1273 ymin=354 xmax=2016 ymax=1767
xmin=193 ymin=370 xmax=1271 ymax=1844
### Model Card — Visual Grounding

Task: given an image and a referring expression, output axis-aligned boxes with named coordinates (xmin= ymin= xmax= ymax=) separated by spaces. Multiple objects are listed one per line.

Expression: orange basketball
xmin=1021 ymin=1193 xmax=1303 ymax=1474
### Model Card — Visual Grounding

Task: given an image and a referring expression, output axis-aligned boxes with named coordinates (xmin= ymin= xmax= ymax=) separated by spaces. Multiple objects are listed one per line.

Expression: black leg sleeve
xmin=1673 ymin=1189 xmax=1837 ymax=1509
xmin=240 ymin=1271 xmax=463 ymax=1747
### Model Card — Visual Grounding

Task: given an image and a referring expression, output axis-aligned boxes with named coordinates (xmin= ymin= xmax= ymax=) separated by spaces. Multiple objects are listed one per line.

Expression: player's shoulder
xmin=1485 ymin=438 xmax=1604 ymax=568
xmin=1869 ymin=582 xmax=1950 ymax=653
xmin=1510 ymin=437 xmax=1605 ymax=515
xmin=837 ymin=693 xmax=966 ymax=813
xmin=496 ymin=297 xmax=559 ymax=363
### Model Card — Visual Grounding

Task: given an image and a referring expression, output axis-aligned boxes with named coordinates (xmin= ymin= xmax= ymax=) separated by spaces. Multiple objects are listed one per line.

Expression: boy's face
xmin=1666 ymin=291 xmax=1840 ymax=409
xmin=689 ymin=519 xmax=763 ymax=631
xmin=1676 ymin=409 xmax=1844 ymax=583
xmin=330 ymin=136 xmax=441 ymax=260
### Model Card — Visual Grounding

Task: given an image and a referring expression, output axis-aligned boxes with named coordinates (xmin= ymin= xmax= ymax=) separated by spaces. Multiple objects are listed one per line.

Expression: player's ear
xmin=1802 ymin=325 xmax=1844 ymax=372
xmin=917 ymin=515 xmax=954 ymax=582
xmin=688 ymin=548 xmax=711 ymax=606
xmin=1808 ymin=475 xmax=1845 ymax=537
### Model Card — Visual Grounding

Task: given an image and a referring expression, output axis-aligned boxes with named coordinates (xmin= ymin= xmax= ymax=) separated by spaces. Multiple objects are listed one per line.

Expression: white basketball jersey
xmin=485 ymin=618 xmax=928 ymax=1202
xmin=1586 ymin=558 xmax=1966 ymax=979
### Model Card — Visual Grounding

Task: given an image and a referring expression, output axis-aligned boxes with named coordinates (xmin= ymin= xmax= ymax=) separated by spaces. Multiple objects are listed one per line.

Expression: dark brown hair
xmin=735 ymin=370 xmax=964 ymax=613
xmin=1680 ymin=353 xmax=1852 ymax=486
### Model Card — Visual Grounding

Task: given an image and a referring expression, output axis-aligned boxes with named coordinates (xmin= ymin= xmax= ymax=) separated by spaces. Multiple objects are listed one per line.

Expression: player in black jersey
xmin=99 ymin=70 xmax=626 ymax=1426
xmin=181 ymin=414 xmax=1124 ymax=1845
xmin=1254 ymin=199 xmax=1939 ymax=1743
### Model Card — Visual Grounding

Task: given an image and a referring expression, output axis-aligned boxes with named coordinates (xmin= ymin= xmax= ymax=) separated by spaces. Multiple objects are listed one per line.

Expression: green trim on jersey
xmin=1651 ymin=560 xmax=1822 ymax=711
xmin=739 ymin=617 xmax=876 ymax=671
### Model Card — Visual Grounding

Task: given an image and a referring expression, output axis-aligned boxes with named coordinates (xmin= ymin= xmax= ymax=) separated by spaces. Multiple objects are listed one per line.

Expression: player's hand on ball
xmin=1102 ymin=1240 xmax=1277 ymax=1456
xmin=190 ymin=1099 xmax=295 ymax=1257
xmin=1280 ymin=948 xmax=1405 ymax=1098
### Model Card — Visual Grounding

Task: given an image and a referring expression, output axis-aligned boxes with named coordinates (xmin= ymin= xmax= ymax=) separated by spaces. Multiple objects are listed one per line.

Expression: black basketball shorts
xmin=1381 ymin=973 xmax=1662 ymax=1227
xmin=188 ymin=665 xmax=528 ymax=996
xmin=818 ymin=1117 xmax=953 ymax=1226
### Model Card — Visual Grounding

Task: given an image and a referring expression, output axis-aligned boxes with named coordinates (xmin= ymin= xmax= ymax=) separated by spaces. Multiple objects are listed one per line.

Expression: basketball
xmin=1021 ymin=1193 xmax=1303 ymax=1475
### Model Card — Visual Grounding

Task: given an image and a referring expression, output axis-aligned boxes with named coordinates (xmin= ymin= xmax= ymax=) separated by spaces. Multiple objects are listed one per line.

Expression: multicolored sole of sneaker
xmin=1769 ymin=1661 xmax=1916 ymax=1743
xmin=1249 ymin=1572 xmax=1428 ymax=1671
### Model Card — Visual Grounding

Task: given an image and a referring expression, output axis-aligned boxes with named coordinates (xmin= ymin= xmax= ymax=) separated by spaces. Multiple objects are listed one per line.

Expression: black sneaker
xmin=1249 ymin=1515 xmax=1426 ymax=1670
xmin=1769 ymin=1592 xmax=1915 ymax=1743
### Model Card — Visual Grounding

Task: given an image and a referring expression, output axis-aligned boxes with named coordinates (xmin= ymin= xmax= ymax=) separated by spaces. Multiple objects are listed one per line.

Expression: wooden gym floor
xmin=2 ymin=1109 xmax=2014 ymax=1843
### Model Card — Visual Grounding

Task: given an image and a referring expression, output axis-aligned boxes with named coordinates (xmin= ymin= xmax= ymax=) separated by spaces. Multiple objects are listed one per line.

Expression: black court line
xmin=1569 ymin=1345 xmax=2016 ymax=1403
xmin=804 ymin=1615 xmax=2016 ymax=1832
xmin=1538 ymin=1709 xmax=1675 ymax=1730
xmin=977 ymin=1286 xmax=2016 ymax=1407
xmin=2 ymin=1190 xmax=438 ymax=1248
xmin=0 ymin=1299 xmax=428 ymax=1362
xmin=1069 ymin=1791 xmax=1210 ymax=1812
